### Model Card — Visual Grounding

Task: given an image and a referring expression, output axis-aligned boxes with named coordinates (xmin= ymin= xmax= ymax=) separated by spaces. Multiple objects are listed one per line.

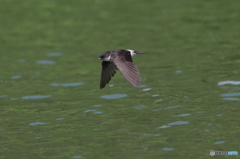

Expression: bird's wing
xmin=100 ymin=61 xmax=118 ymax=89
xmin=113 ymin=54 xmax=141 ymax=87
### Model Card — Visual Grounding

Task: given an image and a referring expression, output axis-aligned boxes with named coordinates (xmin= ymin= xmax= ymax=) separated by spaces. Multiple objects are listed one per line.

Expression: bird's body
xmin=98 ymin=49 xmax=145 ymax=89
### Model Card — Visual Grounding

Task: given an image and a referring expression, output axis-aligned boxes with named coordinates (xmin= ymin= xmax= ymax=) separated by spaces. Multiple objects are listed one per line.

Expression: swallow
xmin=99 ymin=49 xmax=145 ymax=89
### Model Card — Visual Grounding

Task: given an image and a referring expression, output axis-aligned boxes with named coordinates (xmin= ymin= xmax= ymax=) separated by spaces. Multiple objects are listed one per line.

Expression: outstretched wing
xmin=113 ymin=53 xmax=141 ymax=88
xmin=100 ymin=61 xmax=118 ymax=89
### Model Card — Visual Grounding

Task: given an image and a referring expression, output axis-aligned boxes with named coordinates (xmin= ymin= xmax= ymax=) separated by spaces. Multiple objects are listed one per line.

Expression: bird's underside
xmin=100 ymin=55 xmax=141 ymax=89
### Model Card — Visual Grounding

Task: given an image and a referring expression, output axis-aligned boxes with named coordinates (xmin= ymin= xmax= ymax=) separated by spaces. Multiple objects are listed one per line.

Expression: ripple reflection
xmin=154 ymin=134 xmax=161 ymax=136
xmin=93 ymin=105 xmax=102 ymax=107
xmin=157 ymin=125 xmax=171 ymax=129
xmin=142 ymin=88 xmax=152 ymax=92
xmin=11 ymin=75 xmax=21 ymax=79
xmin=218 ymin=81 xmax=240 ymax=85
xmin=73 ymin=156 xmax=83 ymax=158
xmin=214 ymin=141 xmax=225 ymax=144
xmin=101 ymin=94 xmax=127 ymax=99
xmin=222 ymin=97 xmax=240 ymax=101
xmin=175 ymin=113 xmax=191 ymax=117
xmin=164 ymin=105 xmax=181 ymax=109
xmin=163 ymin=148 xmax=174 ymax=151
xmin=221 ymin=92 xmax=240 ymax=100
xmin=94 ymin=112 xmax=102 ymax=114
xmin=46 ymin=52 xmax=62 ymax=56
xmin=133 ymin=105 xmax=148 ymax=109
xmin=168 ymin=121 xmax=189 ymax=125
xmin=175 ymin=70 xmax=182 ymax=73
xmin=56 ymin=118 xmax=64 ymax=120
xmin=84 ymin=110 xmax=96 ymax=113
xmin=221 ymin=92 xmax=240 ymax=96
xmin=50 ymin=82 xmax=84 ymax=87
xmin=22 ymin=95 xmax=51 ymax=99
xmin=29 ymin=122 xmax=48 ymax=125
xmin=36 ymin=60 xmax=55 ymax=65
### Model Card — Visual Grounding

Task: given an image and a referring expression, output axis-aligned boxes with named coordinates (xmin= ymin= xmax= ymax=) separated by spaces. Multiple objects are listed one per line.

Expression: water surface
xmin=0 ymin=0 xmax=239 ymax=158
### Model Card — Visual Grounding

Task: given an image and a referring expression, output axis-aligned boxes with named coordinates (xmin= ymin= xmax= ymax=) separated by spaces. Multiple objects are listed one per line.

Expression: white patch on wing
xmin=103 ymin=55 xmax=112 ymax=61
xmin=127 ymin=49 xmax=136 ymax=57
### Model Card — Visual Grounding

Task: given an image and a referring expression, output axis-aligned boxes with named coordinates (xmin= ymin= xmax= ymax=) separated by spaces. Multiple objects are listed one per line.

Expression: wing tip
xmin=100 ymin=84 xmax=105 ymax=89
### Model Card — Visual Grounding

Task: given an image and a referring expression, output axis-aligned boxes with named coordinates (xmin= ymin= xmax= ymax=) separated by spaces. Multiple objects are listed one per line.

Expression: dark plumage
xmin=98 ymin=49 xmax=145 ymax=89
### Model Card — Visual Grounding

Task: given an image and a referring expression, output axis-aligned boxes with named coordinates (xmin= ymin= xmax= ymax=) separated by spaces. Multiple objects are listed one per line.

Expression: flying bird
xmin=99 ymin=49 xmax=145 ymax=89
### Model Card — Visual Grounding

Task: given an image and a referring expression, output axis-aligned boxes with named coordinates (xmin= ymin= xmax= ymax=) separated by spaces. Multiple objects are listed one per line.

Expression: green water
xmin=1 ymin=0 xmax=240 ymax=158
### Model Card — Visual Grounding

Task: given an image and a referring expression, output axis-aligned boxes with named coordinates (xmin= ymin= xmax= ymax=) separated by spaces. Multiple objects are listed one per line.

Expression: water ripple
xmin=163 ymin=148 xmax=174 ymax=151
xmin=164 ymin=105 xmax=181 ymax=109
xmin=84 ymin=110 xmax=96 ymax=113
xmin=133 ymin=105 xmax=148 ymax=109
xmin=221 ymin=92 xmax=240 ymax=97
xmin=218 ymin=81 xmax=240 ymax=85
xmin=152 ymin=108 xmax=162 ymax=111
xmin=214 ymin=141 xmax=225 ymax=144
xmin=175 ymin=70 xmax=182 ymax=73
xmin=175 ymin=113 xmax=191 ymax=117
xmin=73 ymin=156 xmax=83 ymax=158
xmin=56 ymin=118 xmax=64 ymax=120
xmin=29 ymin=122 xmax=48 ymax=125
xmin=157 ymin=125 xmax=171 ymax=129
xmin=36 ymin=60 xmax=55 ymax=65
xmin=221 ymin=92 xmax=240 ymax=100
xmin=154 ymin=134 xmax=161 ymax=136
xmin=101 ymin=94 xmax=127 ymax=99
xmin=46 ymin=52 xmax=62 ymax=56
xmin=155 ymin=99 xmax=163 ymax=102
xmin=22 ymin=95 xmax=51 ymax=99
xmin=222 ymin=97 xmax=240 ymax=101
xmin=168 ymin=121 xmax=189 ymax=125
xmin=50 ymin=82 xmax=84 ymax=87
xmin=94 ymin=111 xmax=102 ymax=114
xmin=153 ymin=105 xmax=181 ymax=111
xmin=142 ymin=88 xmax=152 ymax=91
xmin=11 ymin=75 xmax=21 ymax=79
xmin=139 ymin=85 xmax=147 ymax=88
xmin=93 ymin=105 xmax=102 ymax=107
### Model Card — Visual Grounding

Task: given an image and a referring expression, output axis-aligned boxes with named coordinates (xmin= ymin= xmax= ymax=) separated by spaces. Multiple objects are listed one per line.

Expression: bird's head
xmin=99 ymin=53 xmax=105 ymax=60
xmin=99 ymin=51 xmax=112 ymax=61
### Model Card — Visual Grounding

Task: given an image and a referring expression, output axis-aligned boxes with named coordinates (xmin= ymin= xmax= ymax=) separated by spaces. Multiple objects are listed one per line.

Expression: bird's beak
xmin=99 ymin=58 xmax=102 ymax=60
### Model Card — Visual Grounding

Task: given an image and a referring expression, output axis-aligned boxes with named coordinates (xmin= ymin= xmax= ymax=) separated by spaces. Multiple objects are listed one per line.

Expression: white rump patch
xmin=127 ymin=49 xmax=136 ymax=56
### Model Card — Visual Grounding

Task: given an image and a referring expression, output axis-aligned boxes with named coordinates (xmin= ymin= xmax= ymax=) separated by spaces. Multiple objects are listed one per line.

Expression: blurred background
xmin=0 ymin=0 xmax=240 ymax=158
